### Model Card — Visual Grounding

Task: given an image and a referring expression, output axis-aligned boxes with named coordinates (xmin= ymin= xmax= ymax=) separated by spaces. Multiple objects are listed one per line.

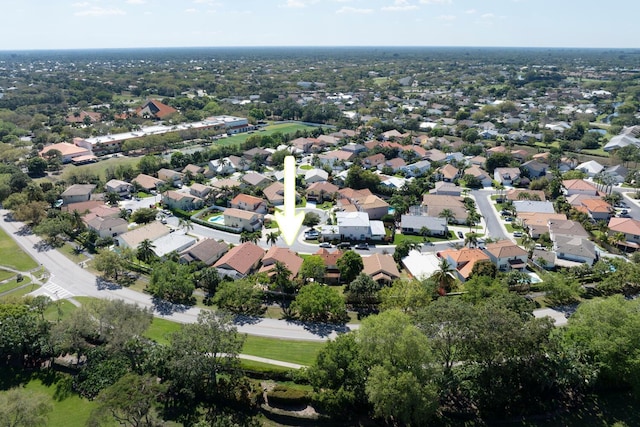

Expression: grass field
xmin=0 ymin=369 xmax=101 ymax=427
xmin=393 ymin=230 xmax=455 ymax=245
xmin=0 ymin=277 xmax=31 ymax=294
xmin=59 ymin=156 xmax=139 ymax=182
xmin=0 ymin=228 xmax=38 ymax=271
xmin=241 ymin=335 xmax=324 ymax=367
xmin=214 ymin=122 xmax=324 ymax=148
xmin=58 ymin=243 xmax=89 ymax=264
xmin=0 ymin=269 xmax=15 ymax=282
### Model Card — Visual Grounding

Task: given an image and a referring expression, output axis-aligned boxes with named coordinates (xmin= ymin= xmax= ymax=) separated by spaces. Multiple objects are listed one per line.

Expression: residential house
xmin=576 ymin=198 xmax=614 ymax=221
xmin=604 ymin=134 xmax=640 ymax=152
xmin=86 ymin=216 xmax=129 ymax=239
xmin=223 ymin=208 xmax=263 ymax=232
xmin=463 ymin=165 xmax=493 ymax=187
xmin=157 ymin=168 xmax=184 ymax=187
xmin=259 ymin=247 xmax=304 ymax=279
xmin=483 ymin=240 xmax=528 ymax=272
xmin=230 ymin=194 xmax=267 ymax=214
xmin=559 ymin=157 xmax=579 ymax=172
xmin=505 ymin=189 xmax=546 ymax=201
xmin=400 ymin=214 xmax=448 ymax=236
xmin=341 ymin=143 xmax=367 ymax=155
xmin=494 ymin=167 xmax=522 ymax=186
xmin=241 ymin=172 xmax=272 ymax=188
xmin=437 ymin=247 xmax=491 ymax=282
xmin=576 ymin=160 xmax=605 ymax=177
xmin=243 ymin=147 xmax=271 ymax=165
xmin=263 ymin=182 xmax=286 ymax=206
xmin=353 ymin=194 xmax=389 ymax=220
xmin=336 ymin=211 xmax=371 ymax=241
xmin=363 ymin=153 xmax=386 ymax=169
xmin=511 ymin=149 xmax=529 ymax=162
xmin=210 ymin=178 xmax=243 ymax=193
xmin=520 ymin=160 xmax=548 ymax=178
xmin=421 ymin=195 xmax=468 ymax=225
xmin=314 ymin=248 xmax=343 ymax=284
xmin=362 ymin=253 xmax=401 ymax=285
xmin=189 ymin=183 xmax=213 ymax=199
xmin=548 ymin=219 xmax=589 ymax=241
xmin=429 ymin=181 xmax=463 ymax=196
xmin=554 ymin=236 xmax=597 ymax=266
xmin=532 ymin=249 xmax=556 ymax=270
xmin=133 ymin=174 xmax=163 ymax=192
xmin=608 ymin=217 xmax=640 ymax=251
xmin=306 ymin=181 xmax=339 ymax=202
xmin=213 ymin=242 xmax=264 ymax=279
xmin=40 ymin=142 xmax=92 ymax=163
xmin=317 ymin=150 xmax=354 ymax=168
xmin=436 ymin=164 xmax=460 ymax=182
xmin=563 ymin=179 xmax=599 ymax=196
xmin=105 ymin=179 xmax=133 ymax=198
xmin=61 ymin=184 xmax=96 ymax=205
xmin=179 ymin=238 xmax=229 ymax=265
xmin=381 ymin=129 xmax=403 ymax=141
xmin=378 ymin=157 xmax=406 ymax=173
xmin=402 ymin=160 xmax=431 ymax=177
xmin=469 ymin=156 xmax=487 ymax=168
xmin=424 ymin=149 xmax=447 ymax=162
xmin=304 ymin=168 xmax=329 ymax=184
xmin=603 ymin=164 xmax=628 ymax=185
xmin=63 ymin=200 xmax=107 ymax=215
xmin=182 ymin=164 xmax=205 ymax=176
xmin=290 ymin=137 xmax=314 ymax=153
xmin=162 ymin=190 xmax=204 ymax=211
xmin=116 ymin=221 xmax=170 ymax=249
xmin=513 ymin=200 xmax=556 ymax=215
xmin=152 ymin=233 xmax=197 ymax=259
xmin=519 ymin=212 xmax=567 ymax=238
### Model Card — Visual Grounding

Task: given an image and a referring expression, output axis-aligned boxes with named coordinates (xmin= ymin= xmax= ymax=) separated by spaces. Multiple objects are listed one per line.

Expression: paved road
xmin=471 ymin=188 xmax=511 ymax=241
xmin=0 ymin=210 xmax=356 ymax=342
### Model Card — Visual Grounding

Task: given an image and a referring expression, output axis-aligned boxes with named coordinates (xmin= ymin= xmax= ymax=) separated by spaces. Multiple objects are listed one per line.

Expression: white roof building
xmin=401 ymin=250 xmax=441 ymax=280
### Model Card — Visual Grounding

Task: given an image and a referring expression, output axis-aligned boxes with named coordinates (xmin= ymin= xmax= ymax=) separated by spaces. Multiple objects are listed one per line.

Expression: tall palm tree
xmin=464 ymin=232 xmax=479 ymax=248
xmin=439 ymin=208 xmax=455 ymax=225
xmin=137 ymin=238 xmax=156 ymax=263
xmin=430 ymin=258 xmax=456 ymax=293
xmin=178 ymin=218 xmax=194 ymax=233
xmin=266 ymin=231 xmax=280 ymax=246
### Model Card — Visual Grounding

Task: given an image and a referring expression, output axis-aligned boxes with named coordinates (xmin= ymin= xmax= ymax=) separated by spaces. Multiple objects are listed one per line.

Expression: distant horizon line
xmin=1 ymin=45 xmax=639 ymax=53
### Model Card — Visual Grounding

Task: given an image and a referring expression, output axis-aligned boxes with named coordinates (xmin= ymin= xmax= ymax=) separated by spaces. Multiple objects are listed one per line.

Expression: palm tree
xmin=266 ymin=231 xmax=280 ymax=246
xmin=419 ymin=226 xmax=431 ymax=240
xmin=430 ymin=258 xmax=456 ymax=293
xmin=178 ymin=218 xmax=194 ymax=233
xmin=612 ymin=232 xmax=626 ymax=248
xmin=439 ymin=208 xmax=455 ymax=225
xmin=466 ymin=211 xmax=481 ymax=233
xmin=71 ymin=209 xmax=85 ymax=235
xmin=464 ymin=232 xmax=479 ymax=248
xmin=136 ymin=238 xmax=156 ymax=263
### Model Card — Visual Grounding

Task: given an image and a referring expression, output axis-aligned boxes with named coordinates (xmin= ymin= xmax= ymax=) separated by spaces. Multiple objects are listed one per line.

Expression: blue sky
xmin=0 ymin=0 xmax=638 ymax=50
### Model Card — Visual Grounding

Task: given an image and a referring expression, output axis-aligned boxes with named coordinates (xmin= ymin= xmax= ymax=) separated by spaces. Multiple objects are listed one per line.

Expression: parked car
xmin=354 ymin=243 xmax=369 ymax=250
xmin=337 ymin=242 xmax=351 ymax=249
xmin=505 ymin=217 xmax=514 ymax=222
xmin=304 ymin=229 xmax=320 ymax=239
xmin=318 ymin=242 xmax=332 ymax=248
xmin=513 ymin=231 xmax=523 ymax=237
xmin=457 ymin=231 xmax=464 ymax=238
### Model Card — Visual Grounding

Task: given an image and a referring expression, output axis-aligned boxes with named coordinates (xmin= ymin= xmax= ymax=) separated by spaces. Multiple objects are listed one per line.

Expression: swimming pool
xmin=208 ymin=214 xmax=225 ymax=226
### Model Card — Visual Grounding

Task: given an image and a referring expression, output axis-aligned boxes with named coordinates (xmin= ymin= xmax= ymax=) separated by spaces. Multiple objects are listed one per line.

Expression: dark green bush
xmin=266 ymin=385 xmax=310 ymax=408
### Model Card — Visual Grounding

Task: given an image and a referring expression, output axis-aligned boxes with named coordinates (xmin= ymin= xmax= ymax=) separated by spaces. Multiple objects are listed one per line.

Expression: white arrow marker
xmin=275 ymin=156 xmax=305 ymax=246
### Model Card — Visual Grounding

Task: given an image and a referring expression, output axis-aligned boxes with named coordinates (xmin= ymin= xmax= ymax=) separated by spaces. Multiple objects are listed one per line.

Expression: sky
xmin=0 ymin=0 xmax=638 ymax=51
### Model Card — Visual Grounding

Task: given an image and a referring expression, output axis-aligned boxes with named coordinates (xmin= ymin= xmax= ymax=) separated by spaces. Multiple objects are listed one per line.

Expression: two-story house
xmin=230 ymin=193 xmax=268 ymax=214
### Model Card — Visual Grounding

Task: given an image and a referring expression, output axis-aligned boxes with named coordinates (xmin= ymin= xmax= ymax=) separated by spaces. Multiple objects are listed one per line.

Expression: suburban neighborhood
xmin=2 ymin=46 xmax=640 ymax=426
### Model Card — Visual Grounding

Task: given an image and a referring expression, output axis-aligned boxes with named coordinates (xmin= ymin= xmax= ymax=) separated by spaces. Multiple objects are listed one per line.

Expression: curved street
xmin=0 ymin=209 xmax=356 ymax=342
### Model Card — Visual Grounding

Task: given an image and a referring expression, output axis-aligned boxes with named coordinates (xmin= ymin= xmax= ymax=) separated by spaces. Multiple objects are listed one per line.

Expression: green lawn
xmin=214 ymin=122 xmax=324 ymax=148
xmin=0 ymin=228 xmax=38 ymax=271
xmin=60 ymin=156 xmax=139 ymax=182
xmin=0 ymin=277 xmax=31 ymax=294
xmin=58 ymin=243 xmax=89 ymax=264
xmin=0 ymin=269 xmax=15 ymax=282
xmin=144 ymin=316 xmax=183 ymax=345
xmin=44 ymin=300 xmax=79 ymax=322
xmin=0 ymin=369 xmax=102 ymax=427
xmin=241 ymin=335 xmax=325 ymax=366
